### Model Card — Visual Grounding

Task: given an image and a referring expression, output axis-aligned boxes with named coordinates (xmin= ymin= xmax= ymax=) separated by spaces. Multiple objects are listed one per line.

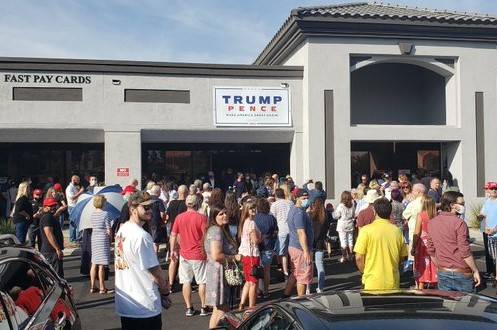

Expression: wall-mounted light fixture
xmin=280 ymin=82 xmax=289 ymax=88
xmin=112 ymin=79 xmax=121 ymax=85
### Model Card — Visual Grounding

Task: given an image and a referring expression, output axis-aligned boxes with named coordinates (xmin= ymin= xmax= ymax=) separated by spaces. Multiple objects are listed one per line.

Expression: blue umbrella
xmin=69 ymin=185 xmax=125 ymax=232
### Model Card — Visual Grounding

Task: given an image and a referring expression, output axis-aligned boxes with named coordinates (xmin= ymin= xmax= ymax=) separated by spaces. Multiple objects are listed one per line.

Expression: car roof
xmin=0 ymin=245 xmax=44 ymax=263
xmin=275 ymin=290 xmax=497 ymax=322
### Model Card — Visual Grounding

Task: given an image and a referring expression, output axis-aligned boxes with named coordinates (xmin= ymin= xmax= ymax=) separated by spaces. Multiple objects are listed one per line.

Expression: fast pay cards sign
xmin=214 ymin=87 xmax=291 ymax=126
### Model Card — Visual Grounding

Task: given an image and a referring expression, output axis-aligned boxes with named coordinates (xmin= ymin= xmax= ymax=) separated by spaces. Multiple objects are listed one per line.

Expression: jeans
xmin=59 ymin=213 xmax=65 ymax=229
xmin=315 ymin=251 xmax=325 ymax=291
xmin=42 ymin=251 xmax=64 ymax=278
xmin=27 ymin=224 xmax=41 ymax=250
xmin=438 ymin=271 xmax=475 ymax=293
xmin=229 ymin=224 xmax=238 ymax=240
xmin=15 ymin=221 xmax=29 ymax=245
xmin=68 ymin=207 xmax=81 ymax=242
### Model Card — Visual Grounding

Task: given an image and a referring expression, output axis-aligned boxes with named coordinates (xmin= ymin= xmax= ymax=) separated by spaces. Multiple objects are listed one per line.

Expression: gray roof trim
xmin=255 ymin=2 xmax=497 ymax=65
xmin=0 ymin=57 xmax=303 ymax=78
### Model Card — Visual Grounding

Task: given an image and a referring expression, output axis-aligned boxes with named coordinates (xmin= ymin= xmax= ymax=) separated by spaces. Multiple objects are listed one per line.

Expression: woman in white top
xmin=333 ymin=191 xmax=355 ymax=263
xmin=237 ymin=200 xmax=260 ymax=310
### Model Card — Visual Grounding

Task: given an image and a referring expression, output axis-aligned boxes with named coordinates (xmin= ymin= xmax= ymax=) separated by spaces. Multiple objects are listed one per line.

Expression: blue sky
xmin=1 ymin=0 xmax=496 ymax=64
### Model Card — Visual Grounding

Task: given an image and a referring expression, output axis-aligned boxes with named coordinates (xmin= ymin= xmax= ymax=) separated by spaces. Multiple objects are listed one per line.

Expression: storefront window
xmin=0 ymin=143 xmax=104 ymax=188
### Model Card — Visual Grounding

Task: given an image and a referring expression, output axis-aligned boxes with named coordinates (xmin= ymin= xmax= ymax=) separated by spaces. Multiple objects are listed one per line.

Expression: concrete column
xmin=290 ymin=131 xmax=304 ymax=185
xmin=104 ymin=130 xmax=141 ymax=189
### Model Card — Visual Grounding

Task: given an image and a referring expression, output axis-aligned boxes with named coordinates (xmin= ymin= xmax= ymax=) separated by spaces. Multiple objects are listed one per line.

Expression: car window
xmin=0 ymin=260 xmax=47 ymax=319
xmin=270 ymin=310 xmax=295 ymax=330
xmin=242 ymin=308 xmax=273 ymax=330
xmin=0 ymin=291 xmax=29 ymax=330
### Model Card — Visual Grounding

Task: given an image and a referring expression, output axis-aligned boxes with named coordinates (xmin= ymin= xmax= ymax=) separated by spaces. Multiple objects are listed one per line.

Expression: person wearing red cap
xmin=45 ymin=185 xmax=68 ymax=230
xmin=27 ymin=189 xmax=44 ymax=250
xmin=39 ymin=197 xmax=65 ymax=277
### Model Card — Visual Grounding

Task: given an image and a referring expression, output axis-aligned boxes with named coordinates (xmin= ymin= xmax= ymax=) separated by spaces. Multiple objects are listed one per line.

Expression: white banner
xmin=214 ymin=87 xmax=291 ymax=126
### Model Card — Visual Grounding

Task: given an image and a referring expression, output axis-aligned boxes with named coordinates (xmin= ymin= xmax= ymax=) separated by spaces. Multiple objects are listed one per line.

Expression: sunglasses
xmin=218 ymin=211 xmax=226 ymax=216
xmin=141 ymin=204 xmax=152 ymax=211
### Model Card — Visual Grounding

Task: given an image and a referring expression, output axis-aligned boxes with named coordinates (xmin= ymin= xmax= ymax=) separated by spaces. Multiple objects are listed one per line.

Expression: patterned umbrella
xmin=69 ymin=185 xmax=125 ymax=232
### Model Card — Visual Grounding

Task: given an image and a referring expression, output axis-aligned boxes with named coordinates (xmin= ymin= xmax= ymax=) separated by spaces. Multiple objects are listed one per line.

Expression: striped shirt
xmin=270 ymin=199 xmax=293 ymax=236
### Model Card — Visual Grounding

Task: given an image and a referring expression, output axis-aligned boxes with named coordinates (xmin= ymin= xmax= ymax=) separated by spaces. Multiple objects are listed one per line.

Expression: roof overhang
xmin=255 ymin=16 xmax=497 ymax=65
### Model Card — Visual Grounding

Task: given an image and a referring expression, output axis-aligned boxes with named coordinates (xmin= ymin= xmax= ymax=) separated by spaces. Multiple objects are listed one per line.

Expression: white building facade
xmin=1 ymin=3 xmax=497 ymax=203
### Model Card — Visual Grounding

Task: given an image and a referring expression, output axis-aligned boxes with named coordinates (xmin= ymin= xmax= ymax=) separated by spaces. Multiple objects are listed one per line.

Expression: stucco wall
xmin=283 ymin=37 xmax=497 ymax=203
xmin=0 ymin=71 xmax=302 ymax=187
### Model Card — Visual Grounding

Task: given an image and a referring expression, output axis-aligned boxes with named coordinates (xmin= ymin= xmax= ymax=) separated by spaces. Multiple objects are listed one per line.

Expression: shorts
xmin=179 ymin=257 xmax=207 ymax=284
xmin=288 ymin=247 xmax=313 ymax=285
xmin=260 ymin=250 xmax=274 ymax=267
xmin=274 ymin=234 xmax=289 ymax=256
xmin=242 ymin=256 xmax=260 ymax=284
xmin=338 ymin=231 xmax=354 ymax=249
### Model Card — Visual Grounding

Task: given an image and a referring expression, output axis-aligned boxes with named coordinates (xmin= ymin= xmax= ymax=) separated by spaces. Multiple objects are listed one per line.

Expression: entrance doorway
xmin=142 ymin=143 xmax=290 ymax=186
xmin=351 ymin=142 xmax=441 ymax=187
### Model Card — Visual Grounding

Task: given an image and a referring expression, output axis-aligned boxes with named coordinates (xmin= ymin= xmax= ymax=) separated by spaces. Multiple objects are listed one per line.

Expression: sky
xmin=1 ymin=0 xmax=497 ymax=64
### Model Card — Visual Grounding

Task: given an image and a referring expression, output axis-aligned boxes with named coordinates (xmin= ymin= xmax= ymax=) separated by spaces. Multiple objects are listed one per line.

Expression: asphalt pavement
xmin=64 ymin=228 xmax=496 ymax=330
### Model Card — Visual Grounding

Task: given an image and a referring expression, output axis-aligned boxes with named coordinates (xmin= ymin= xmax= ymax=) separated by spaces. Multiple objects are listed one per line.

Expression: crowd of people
xmin=4 ymin=169 xmax=497 ymax=330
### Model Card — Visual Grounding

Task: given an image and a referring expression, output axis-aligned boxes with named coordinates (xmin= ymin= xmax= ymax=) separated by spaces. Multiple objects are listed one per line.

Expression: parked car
xmin=218 ymin=289 xmax=497 ymax=329
xmin=0 ymin=235 xmax=81 ymax=329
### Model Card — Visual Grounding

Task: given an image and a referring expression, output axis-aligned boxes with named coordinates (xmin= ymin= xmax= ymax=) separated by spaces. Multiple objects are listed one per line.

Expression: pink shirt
xmin=238 ymin=219 xmax=260 ymax=257
xmin=426 ymin=212 xmax=472 ymax=270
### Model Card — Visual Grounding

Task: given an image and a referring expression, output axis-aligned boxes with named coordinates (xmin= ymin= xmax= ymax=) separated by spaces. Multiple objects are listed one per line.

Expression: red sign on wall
xmin=117 ymin=168 xmax=129 ymax=177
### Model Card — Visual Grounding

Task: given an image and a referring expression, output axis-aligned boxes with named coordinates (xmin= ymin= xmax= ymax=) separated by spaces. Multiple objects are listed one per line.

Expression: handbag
xmin=249 ymin=246 xmax=264 ymax=279
xmin=224 ymin=259 xmax=243 ymax=286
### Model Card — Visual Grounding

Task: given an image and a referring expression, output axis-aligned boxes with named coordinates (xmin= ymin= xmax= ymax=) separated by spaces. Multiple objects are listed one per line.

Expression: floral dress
xmin=414 ymin=211 xmax=438 ymax=284
xmin=204 ymin=226 xmax=237 ymax=307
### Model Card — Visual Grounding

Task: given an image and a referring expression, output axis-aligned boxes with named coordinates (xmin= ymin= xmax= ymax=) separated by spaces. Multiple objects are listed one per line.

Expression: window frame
xmin=0 ymin=257 xmax=62 ymax=330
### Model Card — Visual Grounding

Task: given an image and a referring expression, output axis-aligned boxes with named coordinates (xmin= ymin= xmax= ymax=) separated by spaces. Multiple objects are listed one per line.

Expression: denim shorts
xmin=260 ymin=250 xmax=275 ymax=267
xmin=274 ymin=234 xmax=289 ymax=256
xmin=437 ymin=271 xmax=475 ymax=293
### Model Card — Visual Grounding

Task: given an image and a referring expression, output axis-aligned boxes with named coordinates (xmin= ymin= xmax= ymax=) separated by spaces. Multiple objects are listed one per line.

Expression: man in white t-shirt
xmin=65 ymin=175 xmax=84 ymax=243
xmin=114 ymin=191 xmax=171 ymax=330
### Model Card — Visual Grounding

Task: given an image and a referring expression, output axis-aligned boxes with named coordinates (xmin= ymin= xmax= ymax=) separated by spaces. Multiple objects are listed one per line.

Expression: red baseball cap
xmin=33 ymin=189 xmax=43 ymax=197
xmin=487 ymin=182 xmax=497 ymax=190
xmin=53 ymin=183 xmax=63 ymax=192
xmin=43 ymin=198 xmax=58 ymax=207
xmin=121 ymin=185 xmax=137 ymax=195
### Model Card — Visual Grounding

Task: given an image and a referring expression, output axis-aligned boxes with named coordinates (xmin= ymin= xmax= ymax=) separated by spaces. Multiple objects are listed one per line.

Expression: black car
xmin=0 ymin=235 xmax=81 ymax=329
xmin=219 ymin=290 xmax=497 ymax=329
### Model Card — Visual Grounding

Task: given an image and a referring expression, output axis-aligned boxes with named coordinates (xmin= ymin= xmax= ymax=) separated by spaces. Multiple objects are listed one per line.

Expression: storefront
xmin=1 ymin=3 xmax=497 ymax=203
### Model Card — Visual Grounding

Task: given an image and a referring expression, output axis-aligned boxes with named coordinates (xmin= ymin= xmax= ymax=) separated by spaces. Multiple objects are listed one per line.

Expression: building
xmin=1 ymin=2 xmax=497 ymax=202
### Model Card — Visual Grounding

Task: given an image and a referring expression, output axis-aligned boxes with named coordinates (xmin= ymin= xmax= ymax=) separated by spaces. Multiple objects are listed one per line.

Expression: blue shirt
xmin=254 ymin=213 xmax=278 ymax=251
xmin=427 ymin=189 xmax=441 ymax=204
xmin=482 ymin=198 xmax=497 ymax=237
xmin=288 ymin=206 xmax=314 ymax=251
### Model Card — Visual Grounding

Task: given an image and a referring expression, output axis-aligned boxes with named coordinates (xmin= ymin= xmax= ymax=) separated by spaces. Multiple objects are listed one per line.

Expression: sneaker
xmin=186 ymin=307 xmax=195 ymax=317
xmin=340 ymin=257 xmax=345 ymax=263
xmin=200 ymin=307 xmax=210 ymax=316
xmin=316 ymin=288 xmax=322 ymax=294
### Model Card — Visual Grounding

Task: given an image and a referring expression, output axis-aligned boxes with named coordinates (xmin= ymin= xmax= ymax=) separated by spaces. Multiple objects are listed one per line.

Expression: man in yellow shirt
xmin=354 ymin=198 xmax=408 ymax=291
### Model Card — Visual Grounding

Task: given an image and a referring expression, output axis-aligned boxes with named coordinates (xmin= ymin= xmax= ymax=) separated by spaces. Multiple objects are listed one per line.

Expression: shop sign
xmin=3 ymin=74 xmax=91 ymax=84
xmin=213 ymin=87 xmax=291 ymax=126
xmin=116 ymin=168 xmax=129 ymax=177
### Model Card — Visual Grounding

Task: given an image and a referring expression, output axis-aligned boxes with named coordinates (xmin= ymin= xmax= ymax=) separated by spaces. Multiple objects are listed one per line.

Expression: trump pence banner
xmin=214 ymin=87 xmax=291 ymax=126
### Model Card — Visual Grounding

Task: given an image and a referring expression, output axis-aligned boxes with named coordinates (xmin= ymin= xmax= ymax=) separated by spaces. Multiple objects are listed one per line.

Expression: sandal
xmin=90 ymin=287 xmax=98 ymax=294
xmin=99 ymin=289 xmax=115 ymax=294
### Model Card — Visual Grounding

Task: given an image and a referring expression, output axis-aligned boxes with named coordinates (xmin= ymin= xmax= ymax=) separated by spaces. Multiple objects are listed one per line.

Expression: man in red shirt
xmin=426 ymin=191 xmax=481 ymax=293
xmin=356 ymin=190 xmax=380 ymax=229
xmin=170 ymin=194 xmax=208 ymax=317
